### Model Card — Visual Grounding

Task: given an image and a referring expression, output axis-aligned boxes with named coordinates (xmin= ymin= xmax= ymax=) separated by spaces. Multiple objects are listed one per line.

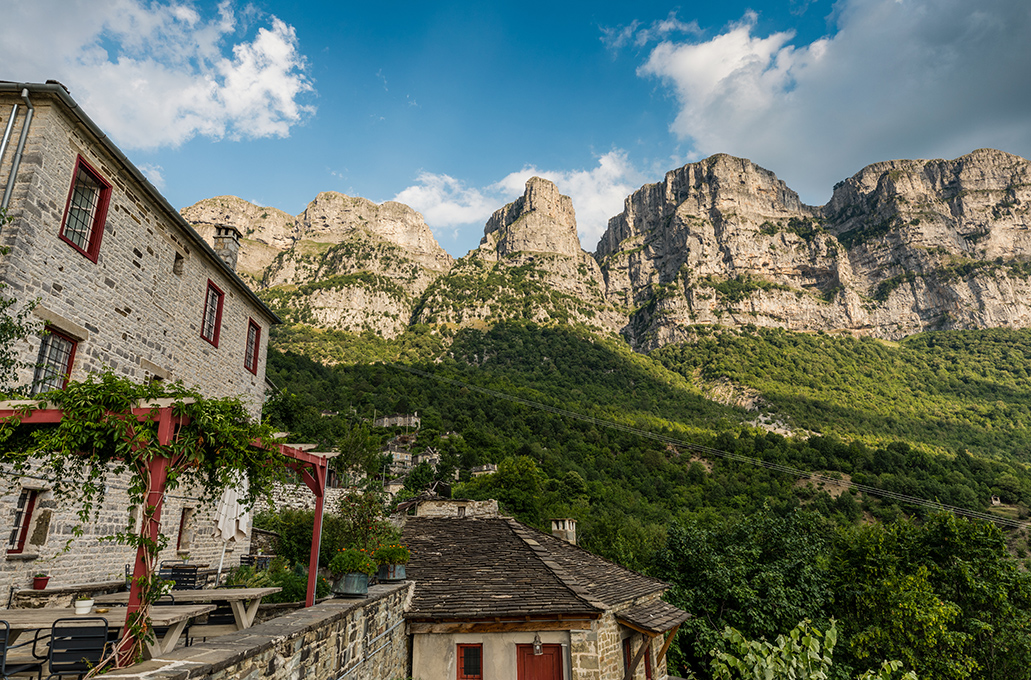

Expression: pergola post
xmin=297 ymin=463 xmax=327 ymax=607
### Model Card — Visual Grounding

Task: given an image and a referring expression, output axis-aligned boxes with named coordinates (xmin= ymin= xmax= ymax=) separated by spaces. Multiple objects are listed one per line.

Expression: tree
xmin=711 ymin=620 xmax=915 ymax=680
xmin=0 ymin=372 xmax=283 ymax=668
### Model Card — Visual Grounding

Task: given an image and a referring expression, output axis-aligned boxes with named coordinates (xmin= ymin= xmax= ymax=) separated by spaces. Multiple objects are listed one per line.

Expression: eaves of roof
xmin=0 ymin=81 xmax=280 ymax=325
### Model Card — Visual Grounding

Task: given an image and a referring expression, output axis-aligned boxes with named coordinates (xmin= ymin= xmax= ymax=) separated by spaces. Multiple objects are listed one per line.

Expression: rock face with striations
xmin=596 ymin=149 xmax=1031 ymax=348
xmin=185 ymin=149 xmax=1031 ymax=351
xmin=413 ymin=177 xmax=626 ymax=332
xmin=183 ymin=192 xmax=453 ymax=338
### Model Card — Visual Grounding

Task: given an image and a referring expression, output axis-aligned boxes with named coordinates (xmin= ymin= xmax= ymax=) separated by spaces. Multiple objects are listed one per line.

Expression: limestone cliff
xmin=597 ymin=150 xmax=1031 ymax=349
xmin=413 ymin=177 xmax=626 ymax=332
xmin=183 ymin=193 xmax=453 ymax=338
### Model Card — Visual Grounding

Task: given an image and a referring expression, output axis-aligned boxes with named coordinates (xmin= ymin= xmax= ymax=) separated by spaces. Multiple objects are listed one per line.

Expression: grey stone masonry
xmin=101 ymin=582 xmax=413 ymax=680
xmin=0 ymin=83 xmax=279 ymax=604
xmin=0 ymin=86 xmax=277 ymax=417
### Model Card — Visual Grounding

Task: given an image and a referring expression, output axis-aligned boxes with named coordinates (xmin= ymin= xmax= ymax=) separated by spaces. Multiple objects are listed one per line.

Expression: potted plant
xmin=74 ymin=594 xmax=94 ymax=615
xmin=329 ymin=548 xmax=376 ymax=598
xmin=372 ymin=544 xmax=411 ymax=582
xmin=32 ymin=572 xmax=50 ymax=590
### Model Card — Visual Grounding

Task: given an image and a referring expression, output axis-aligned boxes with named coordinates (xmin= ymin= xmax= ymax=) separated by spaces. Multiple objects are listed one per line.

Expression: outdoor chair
xmin=168 ymin=566 xmax=200 ymax=590
xmin=0 ymin=620 xmax=43 ymax=680
xmin=42 ymin=617 xmax=108 ymax=680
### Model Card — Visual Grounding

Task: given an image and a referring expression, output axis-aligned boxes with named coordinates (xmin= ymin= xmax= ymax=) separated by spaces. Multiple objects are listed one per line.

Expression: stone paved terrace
xmin=103 ymin=582 xmax=413 ymax=680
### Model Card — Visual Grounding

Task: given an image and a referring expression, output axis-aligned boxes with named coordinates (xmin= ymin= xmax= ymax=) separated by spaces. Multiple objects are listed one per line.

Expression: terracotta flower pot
xmin=32 ymin=576 xmax=50 ymax=590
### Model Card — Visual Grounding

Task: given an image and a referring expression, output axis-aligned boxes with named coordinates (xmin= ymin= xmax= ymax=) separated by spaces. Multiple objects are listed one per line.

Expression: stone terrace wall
xmin=106 ymin=582 xmax=413 ymax=680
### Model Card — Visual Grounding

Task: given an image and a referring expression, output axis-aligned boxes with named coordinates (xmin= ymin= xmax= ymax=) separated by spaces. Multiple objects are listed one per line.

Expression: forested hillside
xmin=265 ymin=320 xmax=1031 ymax=679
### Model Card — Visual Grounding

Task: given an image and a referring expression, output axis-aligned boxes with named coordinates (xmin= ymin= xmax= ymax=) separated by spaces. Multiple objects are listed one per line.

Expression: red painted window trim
xmin=31 ymin=326 xmax=78 ymax=395
xmin=7 ymin=488 xmax=38 ymax=554
xmin=245 ymin=318 xmax=261 ymax=374
xmin=457 ymin=643 xmax=483 ymax=680
xmin=58 ymin=155 xmax=111 ymax=263
xmin=201 ymin=280 xmax=224 ymax=347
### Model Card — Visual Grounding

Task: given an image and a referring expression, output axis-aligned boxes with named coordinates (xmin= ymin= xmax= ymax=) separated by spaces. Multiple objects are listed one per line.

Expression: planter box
xmin=377 ymin=564 xmax=406 ymax=582
xmin=332 ymin=573 xmax=368 ymax=598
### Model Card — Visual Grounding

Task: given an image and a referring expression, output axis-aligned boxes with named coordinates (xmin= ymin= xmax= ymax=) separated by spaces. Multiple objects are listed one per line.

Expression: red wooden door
xmin=517 ymin=644 xmax=563 ymax=680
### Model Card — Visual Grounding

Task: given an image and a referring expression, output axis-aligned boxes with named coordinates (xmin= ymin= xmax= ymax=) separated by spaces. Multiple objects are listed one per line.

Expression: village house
xmin=0 ymin=80 xmax=279 ymax=598
xmin=401 ymin=498 xmax=690 ymax=680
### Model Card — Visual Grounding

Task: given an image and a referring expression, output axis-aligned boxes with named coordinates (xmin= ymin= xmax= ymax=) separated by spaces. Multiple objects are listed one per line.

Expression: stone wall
xmin=0 ymin=91 xmax=273 ymax=417
xmin=1 ymin=465 xmax=246 ymax=601
xmin=104 ymin=582 xmax=413 ymax=680
xmin=569 ymin=607 xmax=668 ymax=680
xmin=252 ymin=481 xmax=354 ymax=514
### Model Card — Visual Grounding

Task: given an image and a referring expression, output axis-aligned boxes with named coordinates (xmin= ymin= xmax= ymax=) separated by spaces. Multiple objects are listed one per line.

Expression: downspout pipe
xmin=1 ymin=89 xmax=34 ymax=211
xmin=0 ymin=103 xmax=18 ymax=178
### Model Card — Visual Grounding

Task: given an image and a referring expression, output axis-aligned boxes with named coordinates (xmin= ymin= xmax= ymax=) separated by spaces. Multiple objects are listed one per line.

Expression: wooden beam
xmin=408 ymin=619 xmax=595 ymax=634
xmin=625 ymin=635 xmax=652 ymax=680
xmin=656 ymin=624 xmax=681 ymax=664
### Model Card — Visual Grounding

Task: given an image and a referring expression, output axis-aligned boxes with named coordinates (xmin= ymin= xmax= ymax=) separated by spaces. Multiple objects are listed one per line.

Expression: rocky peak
xmin=298 ymin=192 xmax=451 ymax=265
xmin=481 ymin=177 xmax=583 ymax=259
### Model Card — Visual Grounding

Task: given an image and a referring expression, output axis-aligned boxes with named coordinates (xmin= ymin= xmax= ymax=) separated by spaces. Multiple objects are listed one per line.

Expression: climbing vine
xmin=0 ymin=371 xmax=284 ymax=668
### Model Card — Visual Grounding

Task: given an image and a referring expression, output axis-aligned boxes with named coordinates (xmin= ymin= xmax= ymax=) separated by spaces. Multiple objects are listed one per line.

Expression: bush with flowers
xmin=372 ymin=543 xmax=411 ymax=566
xmin=329 ymin=547 xmax=376 ymax=577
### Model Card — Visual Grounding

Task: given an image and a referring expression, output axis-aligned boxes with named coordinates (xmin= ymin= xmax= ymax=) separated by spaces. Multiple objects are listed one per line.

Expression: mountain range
xmin=183 ymin=148 xmax=1031 ymax=350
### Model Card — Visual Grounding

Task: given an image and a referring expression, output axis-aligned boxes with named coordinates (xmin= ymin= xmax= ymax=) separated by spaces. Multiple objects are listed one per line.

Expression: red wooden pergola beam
xmin=1 ymin=404 xmax=331 ymax=626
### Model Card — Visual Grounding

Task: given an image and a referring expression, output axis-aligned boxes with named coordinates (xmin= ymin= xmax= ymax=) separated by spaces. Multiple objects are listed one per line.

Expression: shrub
xmin=329 ymin=548 xmax=376 ymax=577
xmin=373 ymin=544 xmax=411 ymax=565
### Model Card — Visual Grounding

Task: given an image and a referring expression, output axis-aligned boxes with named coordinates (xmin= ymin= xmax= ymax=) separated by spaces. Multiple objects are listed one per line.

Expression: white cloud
xmin=137 ymin=164 xmax=166 ymax=190
xmin=601 ymin=11 xmax=701 ymax=51
xmin=0 ymin=0 xmax=314 ymax=150
xmin=394 ymin=151 xmax=644 ymax=252
xmin=638 ymin=0 xmax=1031 ymax=204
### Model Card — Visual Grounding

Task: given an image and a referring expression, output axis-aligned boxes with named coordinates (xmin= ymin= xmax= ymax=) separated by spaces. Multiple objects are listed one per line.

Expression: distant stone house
xmin=0 ymin=81 xmax=279 ymax=597
xmin=401 ymin=501 xmax=689 ymax=680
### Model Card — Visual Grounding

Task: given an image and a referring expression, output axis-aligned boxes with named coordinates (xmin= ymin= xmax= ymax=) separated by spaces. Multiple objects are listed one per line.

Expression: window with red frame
xmin=6 ymin=488 xmax=38 ymax=553
xmin=622 ymin=638 xmax=653 ymax=680
xmin=201 ymin=281 xmax=224 ymax=346
xmin=59 ymin=156 xmax=111 ymax=262
xmin=30 ymin=327 xmax=76 ymax=395
xmin=245 ymin=319 xmax=261 ymax=374
xmin=457 ymin=644 xmax=483 ymax=680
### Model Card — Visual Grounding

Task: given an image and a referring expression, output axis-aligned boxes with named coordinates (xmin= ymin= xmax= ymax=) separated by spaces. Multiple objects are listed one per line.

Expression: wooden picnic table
xmin=1 ymin=604 xmax=216 ymax=658
xmin=95 ymin=587 xmax=281 ymax=636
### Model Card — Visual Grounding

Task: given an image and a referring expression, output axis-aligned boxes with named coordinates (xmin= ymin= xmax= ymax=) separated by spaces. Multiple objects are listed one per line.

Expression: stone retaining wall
xmin=104 ymin=582 xmax=413 ymax=680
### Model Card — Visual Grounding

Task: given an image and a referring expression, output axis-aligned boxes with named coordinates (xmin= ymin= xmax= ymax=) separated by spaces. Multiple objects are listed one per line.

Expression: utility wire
xmin=390 ymin=363 xmax=1031 ymax=531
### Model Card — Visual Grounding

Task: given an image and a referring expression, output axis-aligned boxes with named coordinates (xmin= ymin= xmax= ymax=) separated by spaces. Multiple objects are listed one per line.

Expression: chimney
xmin=212 ymin=225 xmax=241 ymax=271
xmin=551 ymin=518 xmax=577 ymax=545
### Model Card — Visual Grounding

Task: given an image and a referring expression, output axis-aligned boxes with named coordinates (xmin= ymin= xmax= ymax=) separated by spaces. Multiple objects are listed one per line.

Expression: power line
xmin=390 ymin=363 xmax=1031 ymax=530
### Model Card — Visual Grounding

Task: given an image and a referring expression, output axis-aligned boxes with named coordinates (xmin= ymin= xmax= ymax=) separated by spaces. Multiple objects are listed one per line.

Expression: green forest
xmin=264 ymin=320 xmax=1031 ymax=680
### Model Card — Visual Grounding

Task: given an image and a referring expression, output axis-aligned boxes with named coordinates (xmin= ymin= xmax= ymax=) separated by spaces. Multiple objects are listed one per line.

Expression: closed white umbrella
xmin=215 ymin=476 xmax=251 ymax=581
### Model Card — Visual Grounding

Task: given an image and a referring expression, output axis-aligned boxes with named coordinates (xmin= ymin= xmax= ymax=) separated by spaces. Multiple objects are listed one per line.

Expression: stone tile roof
xmin=402 ymin=516 xmax=669 ymax=621
xmin=617 ymin=600 xmax=692 ymax=634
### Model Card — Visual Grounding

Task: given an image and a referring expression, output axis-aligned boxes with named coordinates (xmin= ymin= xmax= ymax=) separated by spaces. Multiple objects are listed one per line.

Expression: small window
xmin=244 ymin=319 xmax=261 ymax=374
xmin=59 ymin=156 xmax=111 ymax=262
xmin=201 ymin=280 xmax=224 ymax=347
xmin=6 ymin=488 xmax=38 ymax=554
xmin=457 ymin=644 xmax=482 ymax=680
xmin=176 ymin=507 xmax=195 ymax=551
xmin=31 ymin=327 xmax=77 ymax=395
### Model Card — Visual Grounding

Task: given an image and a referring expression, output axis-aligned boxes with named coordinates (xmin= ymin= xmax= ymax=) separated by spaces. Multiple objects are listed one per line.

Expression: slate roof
xmin=617 ymin=600 xmax=693 ymax=634
xmin=402 ymin=516 xmax=671 ymax=622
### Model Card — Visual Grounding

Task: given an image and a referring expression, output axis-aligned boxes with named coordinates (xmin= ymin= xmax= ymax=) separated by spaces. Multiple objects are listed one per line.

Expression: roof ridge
xmin=504 ymin=518 xmax=608 ymax=611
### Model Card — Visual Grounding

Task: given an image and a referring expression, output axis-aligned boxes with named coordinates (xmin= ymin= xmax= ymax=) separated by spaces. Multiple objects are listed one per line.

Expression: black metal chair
xmin=42 ymin=617 xmax=108 ymax=680
xmin=0 ymin=620 xmax=43 ymax=680
xmin=168 ymin=566 xmax=200 ymax=590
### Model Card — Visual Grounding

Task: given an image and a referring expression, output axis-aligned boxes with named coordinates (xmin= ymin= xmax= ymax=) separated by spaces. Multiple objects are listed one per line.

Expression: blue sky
xmin=3 ymin=0 xmax=1031 ymax=257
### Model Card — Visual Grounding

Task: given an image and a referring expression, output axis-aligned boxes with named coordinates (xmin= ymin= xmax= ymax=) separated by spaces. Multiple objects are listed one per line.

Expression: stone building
xmin=402 ymin=500 xmax=689 ymax=680
xmin=0 ymin=81 xmax=279 ymax=597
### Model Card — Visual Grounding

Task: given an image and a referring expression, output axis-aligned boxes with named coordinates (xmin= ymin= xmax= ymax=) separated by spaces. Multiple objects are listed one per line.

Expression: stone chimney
xmin=212 ymin=225 xmax=241 ymax=271
xmin=551 ymin=518 xmax=577 ymax=545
